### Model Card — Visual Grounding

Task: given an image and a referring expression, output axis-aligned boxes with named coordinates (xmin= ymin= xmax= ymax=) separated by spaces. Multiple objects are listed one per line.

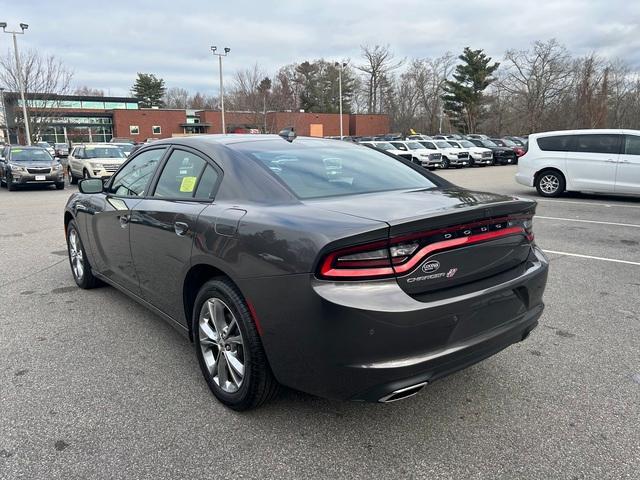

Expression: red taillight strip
xmin=391 ymin=226 xmax=524 ymax=275
xmin=319 ymin=226 xmax=526 ymax=279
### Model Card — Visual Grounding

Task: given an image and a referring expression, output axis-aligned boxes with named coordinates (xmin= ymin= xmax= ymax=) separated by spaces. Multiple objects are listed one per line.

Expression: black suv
xmin=468 ymin=139 xmax=517 ymax=165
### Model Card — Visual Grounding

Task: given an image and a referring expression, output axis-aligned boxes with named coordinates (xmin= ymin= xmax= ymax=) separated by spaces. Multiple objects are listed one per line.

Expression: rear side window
xmin=536 ymin=135 xmax=574 ymax=152
xmin=109 ymin=148 xmax=167 ymax=196
xmin=573 ymin=134 xmax=621 ymax=155
xmin=623 ymin=135 xmax=640 ymax=155
xmin=154 ymin=150 xmax=207 ymax=198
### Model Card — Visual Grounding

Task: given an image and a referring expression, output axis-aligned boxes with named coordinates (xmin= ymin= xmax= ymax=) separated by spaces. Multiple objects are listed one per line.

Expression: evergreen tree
xmin=442 ymin=48 xmax=499 ymax=133
xmin=131 ymin=73 xmax=166 ymax=108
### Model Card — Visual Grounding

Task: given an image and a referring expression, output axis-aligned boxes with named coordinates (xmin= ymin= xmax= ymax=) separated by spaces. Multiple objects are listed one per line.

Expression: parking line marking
xmin=533 ymin=198 xmax=640 ymax=209
xmin=542 ymin=250 xmax=640 ymax=266
xmin=536 ymin=216 xmax=640 ymax=229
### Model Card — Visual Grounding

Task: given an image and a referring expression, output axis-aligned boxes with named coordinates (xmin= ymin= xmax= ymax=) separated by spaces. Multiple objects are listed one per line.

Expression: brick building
xmin=0 ymin=92 xmax=390 ymax=143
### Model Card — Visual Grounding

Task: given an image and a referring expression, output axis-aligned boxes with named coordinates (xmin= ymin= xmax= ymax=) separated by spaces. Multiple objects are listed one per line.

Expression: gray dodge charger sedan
xmin=64 ymin=134 xmax=549 ymax=410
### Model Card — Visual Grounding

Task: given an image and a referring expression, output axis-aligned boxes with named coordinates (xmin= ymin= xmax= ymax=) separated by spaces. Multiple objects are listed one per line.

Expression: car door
xmin=86 ymin=147 xmax=169 ymax=295
xmin=565 ymin=133 xmax=621 ymax=192
xmin=129 ymin=146 xmax=222 ymax=324
xmin=615 ymin=134 xmax=640 ymax=195
xmin=70 ymin=147 xmax=83 ymax=175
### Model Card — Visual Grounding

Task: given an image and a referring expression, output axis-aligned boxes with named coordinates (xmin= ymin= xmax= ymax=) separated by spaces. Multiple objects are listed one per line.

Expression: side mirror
xmin=78 ymin=178 xmax=103 ymax=194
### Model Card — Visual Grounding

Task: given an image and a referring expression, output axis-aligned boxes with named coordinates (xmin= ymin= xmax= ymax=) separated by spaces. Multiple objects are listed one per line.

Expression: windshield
xmin=501 ymin=139 xmax=517 ymax=146
xmin=460 ymin=140 xmax=475 ymax=148
xmin=481 ymin=140 xmax=498 ymax=147
xmin=116 ymin=144 xmax=134 ymax=153
xmin=235 ymin=140 xmax=437 ymax=199
xmin=435 ymin=141 xmax=452 ymax=149
xmin=85 ymin=147 xmax=125 ymax=159
xmin=405 ymin=142 xmax=423 ymax=150
xmin=448 ymin=142 xmax=461 ymax=148
xmin=373 ymin=142 xmax=394 ymax=151
xmin=11 ymin=148 xmax=53 ymax=162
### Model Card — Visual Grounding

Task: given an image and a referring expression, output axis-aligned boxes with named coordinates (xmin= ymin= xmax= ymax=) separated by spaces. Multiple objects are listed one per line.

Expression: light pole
xmin=335 ymin=62 xmax=347 ymax=138
xmin=211 ymin=46 xmax=230 ymax=134
xmin=0 ymin=87 xmax=10 ymax=142
xmin=1 ymin=22 xmax=31 ymax=145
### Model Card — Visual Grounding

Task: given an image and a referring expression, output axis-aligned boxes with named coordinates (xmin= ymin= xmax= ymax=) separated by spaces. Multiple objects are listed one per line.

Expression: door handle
xmin=174 ymin=221 xmax=189 ymax=236
xmin=118 ymin=214 xmax=130 ymax=228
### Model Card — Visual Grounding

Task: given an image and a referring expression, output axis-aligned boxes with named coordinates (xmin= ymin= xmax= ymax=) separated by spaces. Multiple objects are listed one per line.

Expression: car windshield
xmin=481 ymin=140 xmax=498 ymax=147
xmin=405 ymin=142 xmax=423 ymax=150
xmin=11 ymin=148 xmax=53 ymax=162
xmin=85 ymin=147 xmax=125 ymax=159
xmin=501 ymin=139 xmax=517 ymax=146
xmin=372 ymin=142 xmax=394 ymax=151
xmin=448 ymin=142 xmax=461 ymax=148
xmin=116 ymin=144 xmax=134 ymax=153
xmin=460 ymin=140 xmax=475 ymax=148
xmin=435 ymin=141 xmax=452 ymax=148
xmin=236 ymin=140 xmax=437 ymax=199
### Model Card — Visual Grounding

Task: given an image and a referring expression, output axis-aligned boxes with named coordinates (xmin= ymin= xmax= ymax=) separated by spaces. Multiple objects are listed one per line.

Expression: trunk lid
xmin=310 ymin=187 xmax=536 ymax=295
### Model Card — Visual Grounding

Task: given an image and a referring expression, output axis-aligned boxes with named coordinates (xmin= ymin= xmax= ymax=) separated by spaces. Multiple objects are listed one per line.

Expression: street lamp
xmin=0 ymin=87 xmax=10 ymax=142
xmin=211 ymin=46 xmax=230 ymax=134
xmin=335 ymin=62 xmax=347 ymax=138
xmin=1 ymin=22 xmax=31 ymax=145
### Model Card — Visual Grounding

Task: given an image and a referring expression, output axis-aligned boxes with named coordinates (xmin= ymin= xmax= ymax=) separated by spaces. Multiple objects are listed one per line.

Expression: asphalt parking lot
xmin=1 ymin=165 xmax=639 ymax=479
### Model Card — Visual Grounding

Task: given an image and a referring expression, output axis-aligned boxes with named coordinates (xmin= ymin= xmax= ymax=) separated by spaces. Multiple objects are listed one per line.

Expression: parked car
xmin=0 ymin=145 xmax=64 ymax=191
xmin=110 ymin=137 xmax=135 ymax=144
xmin=359 ymin=141 xmax=414 ymax=162
xmin=433 ymin=134 xmax=464 ymax=141
xmin=67 ymin=144 xmax=127 ymax=183
xmin=516 ymin=129 xmax=640 ymax=197
xmin=54 ymin=143 xmax=69 ymax=158
xmin=468 ymin=139 xmax=518 ymax=165
xmin=406 ymin=134 xmax=433 ymax=141
xmin=465 ymin=134 xmax=490 ymax=140
xmin=111 ymin=142 xmax=136 ymax=157
xmin=491 ymin=138 xmax=526 ymax=158
xmin=36 ymin=141 xmax=55 ymax=157
xmin=388 ymin=140 xmax=443 ymax=168
xmin=504 ymin=136 xmax=527 ymax=147
xmin=415 ymin=139 xmax=471 ymax=168
xmin=64 ymin=134 xmax=548 ymax=410
xmin=447 ymin=140 xmax=494 ymax=166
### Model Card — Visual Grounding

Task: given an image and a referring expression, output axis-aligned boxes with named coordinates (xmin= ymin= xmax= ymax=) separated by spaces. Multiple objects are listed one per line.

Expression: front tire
xmin=68 ymin=167 xmax=78 ymax=185
xmin=83 ymin=169 xmax=91 ymax=180
xmin=535 ymin=170 xmax=566 ymax=197
xmin=66 ymin=220 xmax=101 ymax=289
xmin=7 ymin=175 xmax=15 ymax=191
xmin=193 ymin=279 xmax=279 ymax=410
xmin=441 ymin=157 xmax=450 ymax=169
xmin=55 ymin=182 xmax=65 ymax=190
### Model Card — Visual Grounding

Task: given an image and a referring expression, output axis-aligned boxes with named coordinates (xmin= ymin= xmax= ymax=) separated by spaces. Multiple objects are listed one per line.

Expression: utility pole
xmin=0 ymin=87 xmax=10 ymax=142
xmin=1 ymin=22 xmax=31 ymax=145
xmin=211 ymin=46 xmax=230 ymax=134
xmin=335 ymin=62 xmax=347 ymax=138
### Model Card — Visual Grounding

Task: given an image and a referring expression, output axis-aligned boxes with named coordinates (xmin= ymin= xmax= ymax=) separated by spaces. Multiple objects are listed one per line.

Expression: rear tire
xmin=66 ymin=220 xmax=101 ymax=289
xmin=193 ymin=278 xmax=279 ymax=411
xmin=535 ymin=170 xmax=565 ymax=198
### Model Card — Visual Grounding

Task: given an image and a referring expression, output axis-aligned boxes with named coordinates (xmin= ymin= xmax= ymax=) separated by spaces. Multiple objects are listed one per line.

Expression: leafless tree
xmin=164 ymin=87 xmax=190 ymax=109
xmin=357 ymin=45 xmax=403 ymax=114
xmin=74 ymin=85 xmax=104 ymax=96
xmin=0 ymin=48 xmax=73 ymax=142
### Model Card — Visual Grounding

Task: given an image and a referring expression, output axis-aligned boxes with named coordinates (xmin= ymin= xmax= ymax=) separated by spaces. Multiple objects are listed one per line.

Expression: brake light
xmin=318 ymin=215 xmax=534 ymax=280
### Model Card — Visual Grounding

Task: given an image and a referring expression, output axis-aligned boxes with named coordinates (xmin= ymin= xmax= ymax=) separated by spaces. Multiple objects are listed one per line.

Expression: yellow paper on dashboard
xmin=180 ymin=176 xmax=197 ymax=192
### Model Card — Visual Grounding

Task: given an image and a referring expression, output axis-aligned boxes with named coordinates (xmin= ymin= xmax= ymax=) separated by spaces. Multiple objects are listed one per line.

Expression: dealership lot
xmin=1 ymin=166 xmax=638 ymax=479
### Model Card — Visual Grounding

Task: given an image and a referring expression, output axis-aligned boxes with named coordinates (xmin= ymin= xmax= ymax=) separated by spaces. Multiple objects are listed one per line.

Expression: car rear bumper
xmin=515 ymin=171 xmax=534 ymax=187
xmin=242 ymin=246 xmax=549 ymax=401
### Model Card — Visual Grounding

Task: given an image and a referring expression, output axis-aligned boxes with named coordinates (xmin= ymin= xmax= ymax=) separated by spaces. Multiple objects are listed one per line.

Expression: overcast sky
xmin=1 ymin=0 xmax=639 ymax=97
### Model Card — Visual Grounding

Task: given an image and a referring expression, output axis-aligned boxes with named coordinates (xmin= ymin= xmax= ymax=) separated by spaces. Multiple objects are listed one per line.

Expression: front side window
xmin=419 ymin=141 xmax=436 ymax=149
xmin=153 ymin=150 xmax=209 ymax=198
xmin=108 ymin=148 xmax=167 ymax=196
xmin=390 ymin=142 xmax=407 ymax=151
xmin=624 ymin=135 xmax=640 ymax=155
xmin=573 ymin=134 xmax=621 ymax=155
xmin=406 ymin=142 xmax=423 ymax=150
xmin=130 ymin=125 xmax=139 ymax=135
xmin=435 ymin=141 xmax=452 ymax=149
xmin=235 ymin=139 xmax=437 ymax=200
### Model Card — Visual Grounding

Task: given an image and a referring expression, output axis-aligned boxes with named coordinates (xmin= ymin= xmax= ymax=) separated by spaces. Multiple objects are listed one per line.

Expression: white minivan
xmin=516 ymin=129 xmax=640 ymax=197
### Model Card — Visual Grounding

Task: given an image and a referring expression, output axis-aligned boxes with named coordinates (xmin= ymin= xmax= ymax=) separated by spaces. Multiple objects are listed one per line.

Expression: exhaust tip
xmin=379 ymin=381 xmax=428 ymax=403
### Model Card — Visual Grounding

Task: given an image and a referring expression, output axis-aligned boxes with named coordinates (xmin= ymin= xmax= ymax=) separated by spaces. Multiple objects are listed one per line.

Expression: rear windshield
xmin=234 ymin=139 xmax=437 ymax=199
xmin=85 ymin=147 xmax=125 ymax=159
xmin=10 ymin=148 xmax=52 ymax=162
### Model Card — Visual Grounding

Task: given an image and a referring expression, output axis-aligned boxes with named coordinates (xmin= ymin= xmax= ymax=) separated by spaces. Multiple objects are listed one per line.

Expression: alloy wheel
xmin=199 ymin=298 xmax=245 ymax=393
xmin=68 ymin=229 xmax=84 ymax=280
xmin=539 ymin=174 xmax=560 ymax=194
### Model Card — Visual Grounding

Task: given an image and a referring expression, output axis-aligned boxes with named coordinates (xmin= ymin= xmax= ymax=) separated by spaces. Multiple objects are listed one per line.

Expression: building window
xmin=130 ymin=125 xmax=139 ymax=135
xmin=152 ymin=125 xmax=161 ymax=135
